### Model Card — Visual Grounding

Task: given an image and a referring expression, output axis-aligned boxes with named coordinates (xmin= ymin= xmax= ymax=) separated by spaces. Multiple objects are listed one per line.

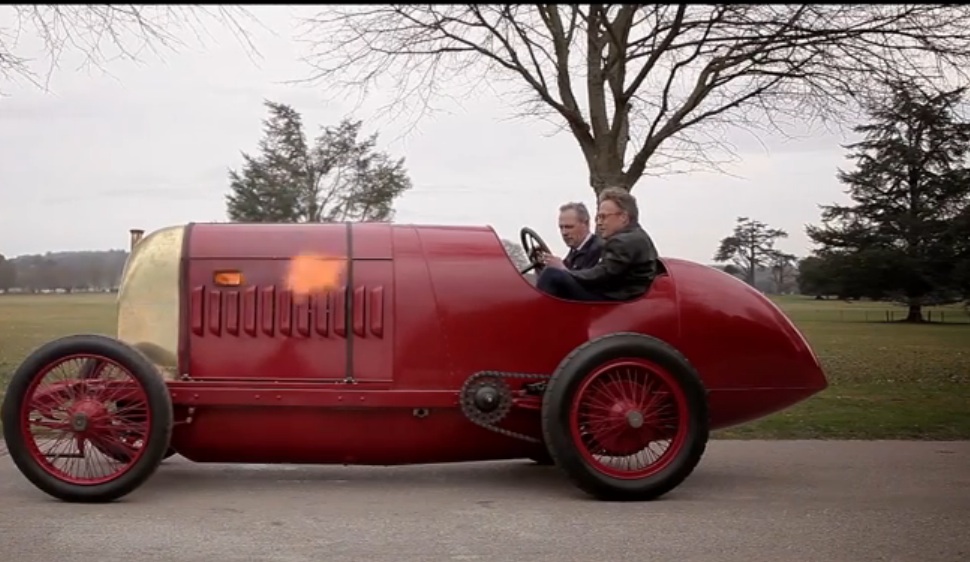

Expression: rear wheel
xmin=1 ymin=334 xmax=174 ymax=503
xmin=542 ymin=333 xmax=709 ymax=501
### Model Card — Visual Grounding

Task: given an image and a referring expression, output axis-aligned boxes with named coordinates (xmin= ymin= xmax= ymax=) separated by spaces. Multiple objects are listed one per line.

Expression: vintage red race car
xmin=1 ymin=222 xmax=827 ymax=503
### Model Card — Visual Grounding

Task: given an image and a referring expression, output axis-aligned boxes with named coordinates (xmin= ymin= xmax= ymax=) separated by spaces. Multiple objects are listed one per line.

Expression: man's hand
xmin=540 ymin=252 xmax=565 ymax=270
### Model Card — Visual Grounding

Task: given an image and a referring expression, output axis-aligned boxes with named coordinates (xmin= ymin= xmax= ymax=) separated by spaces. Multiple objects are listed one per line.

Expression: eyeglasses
xmin=595 ymin=211 xmax=623 ymax=221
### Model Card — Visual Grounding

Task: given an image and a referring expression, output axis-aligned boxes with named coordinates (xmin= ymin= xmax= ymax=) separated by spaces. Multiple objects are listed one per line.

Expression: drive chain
xmin=459 ymin=370 xmax=553 ymax=444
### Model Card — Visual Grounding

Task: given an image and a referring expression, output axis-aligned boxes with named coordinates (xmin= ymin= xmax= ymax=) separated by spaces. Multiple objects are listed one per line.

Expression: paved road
xmin=1 ymin=440 xmax=968 ymax=562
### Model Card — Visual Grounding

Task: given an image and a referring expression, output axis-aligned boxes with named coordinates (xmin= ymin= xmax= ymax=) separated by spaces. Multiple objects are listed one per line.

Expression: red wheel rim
xmin=18 ymin=354 xmax=153 ymax=485
xmin=569 ymin=358 xmax=689 ymax=479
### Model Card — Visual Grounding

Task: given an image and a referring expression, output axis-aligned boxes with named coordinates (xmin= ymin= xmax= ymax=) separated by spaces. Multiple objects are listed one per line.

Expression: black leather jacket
xmin=567 ymin=223 xmax=659 ymax=300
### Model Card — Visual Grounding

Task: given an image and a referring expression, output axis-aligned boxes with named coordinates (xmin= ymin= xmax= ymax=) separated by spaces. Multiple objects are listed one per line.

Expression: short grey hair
xmin=598 ymin=187 xmax=639 ymax=224
xmin=558 ymin=201 xmax=591 ymax=224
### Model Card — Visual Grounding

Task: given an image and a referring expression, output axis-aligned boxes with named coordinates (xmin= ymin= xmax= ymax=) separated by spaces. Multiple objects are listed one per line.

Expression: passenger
xmin=536 ymin=187 xmax=659 ymax=302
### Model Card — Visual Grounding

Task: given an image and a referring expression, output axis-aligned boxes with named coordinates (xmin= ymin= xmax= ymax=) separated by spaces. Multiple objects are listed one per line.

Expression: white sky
xmin=0 ymin=6 xmax=856 ymax=263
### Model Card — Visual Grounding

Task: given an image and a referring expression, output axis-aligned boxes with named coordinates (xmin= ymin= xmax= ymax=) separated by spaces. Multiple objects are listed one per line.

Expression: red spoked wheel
xmin=569 ymin=359 xmax=687 ymax=479
xmin=542 ymin=333 xmax=708 ymax=501
xmin=1 ymin=335 xmax=173 ymax=503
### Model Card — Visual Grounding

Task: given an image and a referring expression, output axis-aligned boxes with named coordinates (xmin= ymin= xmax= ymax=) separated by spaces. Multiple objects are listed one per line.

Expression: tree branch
xmin=297 ymin=4 xmax=970 ymax=191
xmin=1 ymin=5 xmax=260 ymax=92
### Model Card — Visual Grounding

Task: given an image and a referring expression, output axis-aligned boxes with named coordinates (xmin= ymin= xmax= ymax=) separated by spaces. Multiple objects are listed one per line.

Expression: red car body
xmin=2 ymin=221 xmax=828 ymax=503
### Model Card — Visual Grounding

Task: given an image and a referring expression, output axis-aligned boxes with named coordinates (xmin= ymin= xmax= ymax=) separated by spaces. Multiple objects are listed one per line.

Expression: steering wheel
xmin=519 ymin=226 xmax=553 ymax=274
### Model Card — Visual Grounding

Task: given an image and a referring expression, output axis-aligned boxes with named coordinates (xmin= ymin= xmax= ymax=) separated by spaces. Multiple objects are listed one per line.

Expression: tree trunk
xmin=905 ymin=302 xmax=924 ymax=322
xmin=589 ymin=170 xmax=631 ymax=194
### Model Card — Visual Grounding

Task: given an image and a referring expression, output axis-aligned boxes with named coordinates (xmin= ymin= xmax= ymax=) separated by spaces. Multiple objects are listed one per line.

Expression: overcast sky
xmin=0 ymin=5 xmax=856 ymax=264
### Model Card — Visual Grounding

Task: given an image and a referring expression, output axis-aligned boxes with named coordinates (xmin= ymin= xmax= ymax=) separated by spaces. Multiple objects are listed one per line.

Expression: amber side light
xmin=213 ymin=270 xmax=244 ymax=287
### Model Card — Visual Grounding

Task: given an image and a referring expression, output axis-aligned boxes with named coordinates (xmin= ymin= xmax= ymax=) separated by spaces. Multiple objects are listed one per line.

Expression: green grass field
xmin=1 ymin=292 xmax=968 ymax=439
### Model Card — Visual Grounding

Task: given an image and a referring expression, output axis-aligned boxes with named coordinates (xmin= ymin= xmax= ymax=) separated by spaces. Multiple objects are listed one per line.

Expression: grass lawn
xmin=1 ymin=292 xmax=968 ymax=439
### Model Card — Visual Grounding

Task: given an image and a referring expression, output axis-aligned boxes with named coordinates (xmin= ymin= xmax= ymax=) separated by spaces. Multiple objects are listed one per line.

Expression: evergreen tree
xmin=795 ymin=256 xmax=831 ymax=299
xmin=226 ymin=101 xmax=412 ymax=223
xmin=806 ymin=81 xmax=970 ymax=322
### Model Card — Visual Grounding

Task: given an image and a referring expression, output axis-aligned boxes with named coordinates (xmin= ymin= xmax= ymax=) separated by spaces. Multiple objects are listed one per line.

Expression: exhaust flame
xmin=285 ymin=254 xmax=347 ymax=297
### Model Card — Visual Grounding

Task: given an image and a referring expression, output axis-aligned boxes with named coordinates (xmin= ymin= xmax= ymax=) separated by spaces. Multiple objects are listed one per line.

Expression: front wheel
xmin=1 ymin=334 xmax=174 ymax=503
xmin=541 ymin=333 xmax=709 ymax=501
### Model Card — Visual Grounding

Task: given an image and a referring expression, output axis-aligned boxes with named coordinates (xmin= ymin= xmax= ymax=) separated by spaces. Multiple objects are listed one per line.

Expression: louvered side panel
xmin=225 ymin=290 xmax=240 ymax=336
xmin=207 ymin=289 xmax=221 ymax=336
xmin=242 ymin=286 xmax=257 ymax=336
xmin=350 ymin=261 xmax=394 ymax=382
xmin=188 ymin=284 xmax=351 ymax=341
xmin=186 ymin=256 xmax=349 ymax=381
xmin=368 ymin=286 xmax=385 ymax=338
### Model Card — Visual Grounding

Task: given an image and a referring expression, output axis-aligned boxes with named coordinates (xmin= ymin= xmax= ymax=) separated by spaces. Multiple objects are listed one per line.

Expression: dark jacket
xmin=567 ymin=224 xmax=659 ymax=300
xmin=564 ymin=234 xmax=605 ymax=271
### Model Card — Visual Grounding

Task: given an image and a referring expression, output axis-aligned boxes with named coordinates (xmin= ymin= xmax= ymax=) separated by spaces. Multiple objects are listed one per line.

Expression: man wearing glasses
xmin=536 ymin=187 xmax=660 ymax=302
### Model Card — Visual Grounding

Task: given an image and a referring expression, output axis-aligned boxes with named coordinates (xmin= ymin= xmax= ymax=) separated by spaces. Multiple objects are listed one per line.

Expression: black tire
xmin=1 ymin=334 xmax=174 ymax=503
xmin=541 ymin=332 xmax=709 ymax=501
xmin=528 ymin=448 xmax=555 ymax=466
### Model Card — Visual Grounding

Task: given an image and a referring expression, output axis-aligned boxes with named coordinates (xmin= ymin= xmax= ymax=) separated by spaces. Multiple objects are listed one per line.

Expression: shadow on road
xmin=143 ymin=457 xmax=578 ymax=496
xmin=2 ymin=443 xmax=809 ymax=505
xmin=116 ymin=454 xmax=787 ymax=504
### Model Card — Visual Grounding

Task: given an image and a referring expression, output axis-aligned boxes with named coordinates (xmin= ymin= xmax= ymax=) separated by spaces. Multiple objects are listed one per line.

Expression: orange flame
xmin=285 ymin=254 xmax=347 ymax=298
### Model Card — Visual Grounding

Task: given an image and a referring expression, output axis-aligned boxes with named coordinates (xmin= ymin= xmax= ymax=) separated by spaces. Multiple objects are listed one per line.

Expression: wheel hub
xmin=71 ymin=413 xmax=89 ymax=432
xmin=590 ymin=395 xmax=655 ymax=456
xmin=68 ymin=400 xmax=106 ymax=435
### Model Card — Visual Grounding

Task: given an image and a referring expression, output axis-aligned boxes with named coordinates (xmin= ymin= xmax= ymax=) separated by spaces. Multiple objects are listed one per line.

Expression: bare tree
xmin=297 ymin=4 xmax=970 ymax=193
xmin=1 ymin=5 xmax=259 ymax=90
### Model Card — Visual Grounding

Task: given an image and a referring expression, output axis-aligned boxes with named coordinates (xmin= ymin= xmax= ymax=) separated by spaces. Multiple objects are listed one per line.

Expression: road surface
xmin=1 ymin=440 xmax=968 ymax=562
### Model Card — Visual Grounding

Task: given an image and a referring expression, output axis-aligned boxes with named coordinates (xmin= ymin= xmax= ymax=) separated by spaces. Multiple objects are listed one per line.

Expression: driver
xmin=536 ymin=187 xmax=659 ymax=302
xmin=551 ymin=201 xmax=604 ymax=271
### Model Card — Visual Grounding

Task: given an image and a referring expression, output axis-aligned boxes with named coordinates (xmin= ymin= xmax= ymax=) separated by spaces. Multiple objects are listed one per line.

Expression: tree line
xmin=0 ymin=250 xmax=128 ymax=293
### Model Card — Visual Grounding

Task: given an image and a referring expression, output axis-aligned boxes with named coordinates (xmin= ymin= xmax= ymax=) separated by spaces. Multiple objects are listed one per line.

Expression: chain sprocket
xmin=459 ymin=371 xmax=552 ymax=444
xmin=461 ymin=376 xmax=513 ymax=425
